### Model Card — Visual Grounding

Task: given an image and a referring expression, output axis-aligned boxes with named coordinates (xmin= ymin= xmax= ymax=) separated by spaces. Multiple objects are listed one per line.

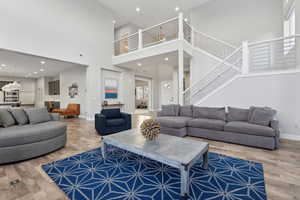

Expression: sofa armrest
xmin=157 ymin=111 xmax=163 ymax=117
xmin=95 ymin=114 xmax=107 ymax=126
xmin=270 ymin=120 xmax=280 ymax=149
xmin=121 ymin=112 xmax=132 ymax=129
xmin=50 ymin=113 xmax=60 ymax=121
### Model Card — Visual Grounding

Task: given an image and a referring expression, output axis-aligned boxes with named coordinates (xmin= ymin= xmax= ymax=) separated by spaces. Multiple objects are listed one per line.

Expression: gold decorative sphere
xmin=140 ymin=119 xmax=160 ymax=140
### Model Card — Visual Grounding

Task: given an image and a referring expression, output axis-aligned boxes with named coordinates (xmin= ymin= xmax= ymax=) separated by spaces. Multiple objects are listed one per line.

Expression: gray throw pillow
xmin=249 ymin=107 xmax=276 ymax=126
xmin=24 ymin=108 xmax=51 ymax=124
xmin=227 ymin=107 xmax=249 ymax=122
xmin=180 ymin=105 xmax=193 ymax=117
xmin=161 ymin=104 xmax=178 ymax=116
xmin=9 ymin=109 xmax=29 ymax=125
xmin=193 ymin=106 xmax=226 ymax=121
xmin=0 ymin=109 xmax=16 ymax=128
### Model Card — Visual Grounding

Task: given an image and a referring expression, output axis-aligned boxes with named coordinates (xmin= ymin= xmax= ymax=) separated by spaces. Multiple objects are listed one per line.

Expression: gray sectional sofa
xmin=0 ymin=108 xmax=67 ymax=164
xmin=156 ymin=105 xmax=279 ymax=150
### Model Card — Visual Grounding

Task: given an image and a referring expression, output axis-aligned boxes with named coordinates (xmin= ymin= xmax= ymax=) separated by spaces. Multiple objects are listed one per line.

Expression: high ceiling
xmin=98 ymin=0 xmax=210 ymax=28
xmin=0 ymin=49 xmax=86 ymax=78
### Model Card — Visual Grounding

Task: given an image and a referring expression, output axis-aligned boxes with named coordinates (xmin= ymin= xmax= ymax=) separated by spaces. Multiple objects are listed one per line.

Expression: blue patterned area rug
xmin=42 ymin=146 xmax=267 ymax=200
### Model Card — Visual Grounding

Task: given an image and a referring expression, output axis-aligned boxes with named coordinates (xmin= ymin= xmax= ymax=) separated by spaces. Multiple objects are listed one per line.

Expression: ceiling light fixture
xmin=175 ymin=6 xmax=180 ymax=12
xmin=1 ymin=64 xmax=6 ymax=67
xmin=137 ymin=63 xmax=142 ymax=67
xmin=112 ymin=20 xmax=116 ymax=24
xmin=40 ymin=68 xmax=45 ymax=72
xmin=164 ymin=57 xmax=169 ymax=61
xmin=136 ymin=7 xmax=141 ymax=12
xmin=184 ymin=18 xmax=188 ymax=22
xmin=40 ymin=61 xmax=46 ymax=65
xmin=33 ymin=72 xmax=38 ymax=74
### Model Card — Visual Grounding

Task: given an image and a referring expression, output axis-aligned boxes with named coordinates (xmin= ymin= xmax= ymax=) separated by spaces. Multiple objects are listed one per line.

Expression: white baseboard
xmin=280 ymin=133 xmax=300 ymax=141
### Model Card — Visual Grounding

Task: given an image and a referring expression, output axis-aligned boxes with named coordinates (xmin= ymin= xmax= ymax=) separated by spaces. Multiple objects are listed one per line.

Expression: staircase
xmin=183 ymin=21 xmax=300 ymax=105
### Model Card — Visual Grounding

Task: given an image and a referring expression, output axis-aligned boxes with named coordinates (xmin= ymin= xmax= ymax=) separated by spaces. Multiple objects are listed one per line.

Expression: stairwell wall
xmin=189 ymin=0 xmax=283 ymax=46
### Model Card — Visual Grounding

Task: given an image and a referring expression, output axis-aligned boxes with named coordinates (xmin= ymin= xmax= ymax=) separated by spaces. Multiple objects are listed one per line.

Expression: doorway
xmin=134 ymin=77 xmax=152 ymax=114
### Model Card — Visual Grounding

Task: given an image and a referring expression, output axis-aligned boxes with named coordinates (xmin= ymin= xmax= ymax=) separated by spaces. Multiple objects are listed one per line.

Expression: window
xmin=283 ymin=0 xmax=296 ymax=54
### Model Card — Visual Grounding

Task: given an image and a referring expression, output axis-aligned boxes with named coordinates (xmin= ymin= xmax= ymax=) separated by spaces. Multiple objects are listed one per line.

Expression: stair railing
xmin=183 ymin=46 xmax=243 ymax=105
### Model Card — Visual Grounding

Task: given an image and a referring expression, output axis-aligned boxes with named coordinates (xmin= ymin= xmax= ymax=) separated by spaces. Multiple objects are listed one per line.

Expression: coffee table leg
xmin=180 ymin=164 xmax=189 ymax=199
xmin=101 ymin=141 xmax=107 ymax=159
xmin=203 ymin=150 xmax=208 ymax=169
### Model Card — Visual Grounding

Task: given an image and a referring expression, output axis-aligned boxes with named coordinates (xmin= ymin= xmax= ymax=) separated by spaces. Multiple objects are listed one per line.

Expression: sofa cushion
xmin=0 ymin=121 xmax=67 ymax=148
xmin=248 ymin=107 xmax=276 ymax=126
xmin=9 ymin=109 xmax=29 ymax=125
xmin=0 ymin=109 xmax=15 ymax=128
xmin=188 ymin=118 xmax=226 ymax=131
xmin=193 ymin=106 xmax=226 ymax=121
xmin=101 ymin=108 xmax=121 ymax=119
xmin=180 ymin=105 xmax=193 ymax=117
xmin=106 ymin=118 xmax=125 ymax=127
xmin=161 ymin=104 xmax=179 ymax=116
xmin=227 ymin=107 xmax=249 ymax=122
xmin=24 ymin=108 xmax=52 ymax=124
xmin=224 ymin=121 xmax=275 ymax=137
xmin=157 ymin=116 xmax=192 ymax=128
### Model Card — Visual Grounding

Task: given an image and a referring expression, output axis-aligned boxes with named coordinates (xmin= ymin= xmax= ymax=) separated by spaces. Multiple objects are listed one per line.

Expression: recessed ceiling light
xmin=175 ymin=6 xmax=180 ymax=12
xmin=112 ymin=20 xmax=116 ymax=24
xmin=1 ymin=64 xmax=6 ymax=67
xmin=137 ymin=62 xmax=142 ymax=66
xmin=164 ymin=57 xmax=169 ymax=61
xmin=40 ymin=68 xmax=44 ymax=72
xmin=40 ymin=61 xmax=46 ymax=65
xmin=33 ymin=72 xmax=38 ymax=74
xmin=136 ymin=7 xmax=140 ymax=12
xmin=184 ymin=18 xmax=188 ymax=22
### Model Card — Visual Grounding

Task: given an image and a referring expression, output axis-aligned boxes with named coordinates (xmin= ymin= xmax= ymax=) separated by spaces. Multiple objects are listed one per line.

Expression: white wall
xmin=0 ymin=0 xmax=114 ymax=120
xmin=190 ymin=50 xmax=221 ymax=86
xmin=190 ymin=0 xmax=284 ymax=46
xmin=297 ymin=0 xmax=300 ymax=34
xmin=60 ymin=67 xmax=87 ymax=117
xmin=196 ymin=71 xmax=300 ymax=139
xmin=0 ymin=77 xmax=36 ymax=104
xmin=157 ymin=64 xmax=175 ymax=107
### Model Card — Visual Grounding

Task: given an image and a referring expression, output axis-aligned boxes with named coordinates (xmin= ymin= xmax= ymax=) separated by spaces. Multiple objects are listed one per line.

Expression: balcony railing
xmin=248 ymin=35 xmax=299 ymax=72
xmin=113 ymin=16 xmax=180 ymax=56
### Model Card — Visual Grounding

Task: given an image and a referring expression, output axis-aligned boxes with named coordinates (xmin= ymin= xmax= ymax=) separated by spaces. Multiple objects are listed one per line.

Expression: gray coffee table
xmin=101 ymin=129 xmax=209 ymax=199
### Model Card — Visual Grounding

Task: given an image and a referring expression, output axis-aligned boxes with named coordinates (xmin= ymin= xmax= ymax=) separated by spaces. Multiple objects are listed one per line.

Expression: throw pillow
xmin=227 ymin=107 xmax=249 ymax=122
xmin=193 ymin=106 xmax=226 ymax=121
xmin=249 ymin=107 xmax=276 ymax=126
xmin=24 ymin=108 xmax=51 ymax=124
xmin=0 ymin=109 xmax=16 ymax=128
xmin=161 ymin=105 xmax=177 ymax=116
xmin=9 ymin=109 xmax=29 ymax=125
xmin=180 ymin=105 xmax=193 ymax=117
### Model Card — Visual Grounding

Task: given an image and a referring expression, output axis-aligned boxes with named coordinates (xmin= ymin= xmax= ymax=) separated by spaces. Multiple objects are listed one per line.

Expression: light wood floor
xmin=0 ymin=114 xmax=299 ymax=200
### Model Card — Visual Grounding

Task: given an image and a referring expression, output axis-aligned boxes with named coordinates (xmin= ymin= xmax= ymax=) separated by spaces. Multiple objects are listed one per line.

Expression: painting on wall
xmin=68 ymin=83 xmax=78 ymax=98
xmin=104 ymin=78 xmax=118 ymax=99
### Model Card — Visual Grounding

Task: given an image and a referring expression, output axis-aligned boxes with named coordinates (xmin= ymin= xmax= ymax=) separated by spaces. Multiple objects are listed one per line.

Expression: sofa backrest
xmin=160 ymin=104 xmax=180 ymax=116
xmin=101 ymin=108 xmax=121 ymax=119
xmin=193 ymin=106 xmax=226 ymax=121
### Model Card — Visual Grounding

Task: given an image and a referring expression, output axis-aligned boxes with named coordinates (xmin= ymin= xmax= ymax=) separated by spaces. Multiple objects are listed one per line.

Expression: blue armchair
xmin=95 ymin=108 xmax=132 ymax=135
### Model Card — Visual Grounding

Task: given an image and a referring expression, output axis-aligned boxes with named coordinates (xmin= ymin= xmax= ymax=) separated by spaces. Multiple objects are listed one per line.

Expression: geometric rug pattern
xmin=42 ymin=146 xmax=267 ymax=200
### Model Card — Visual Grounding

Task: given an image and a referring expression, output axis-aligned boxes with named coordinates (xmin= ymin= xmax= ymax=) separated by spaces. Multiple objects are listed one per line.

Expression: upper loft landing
xmin=112 ymin=13 xmax=194 ymax=66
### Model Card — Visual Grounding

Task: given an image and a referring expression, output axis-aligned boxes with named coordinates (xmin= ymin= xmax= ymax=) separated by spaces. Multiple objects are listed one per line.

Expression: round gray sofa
xmin=0 ymin=111 xmax=67 ymax=164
